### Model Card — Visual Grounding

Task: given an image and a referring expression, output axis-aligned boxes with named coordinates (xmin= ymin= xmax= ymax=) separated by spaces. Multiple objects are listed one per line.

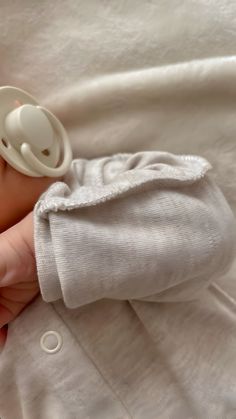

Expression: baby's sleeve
xmin=33 ymin=151 xmax=236 ymax=308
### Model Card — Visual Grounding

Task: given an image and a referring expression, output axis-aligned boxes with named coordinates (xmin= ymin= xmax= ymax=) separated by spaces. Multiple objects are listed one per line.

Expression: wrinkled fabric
xmin=34 ymin=152 xmax=235 ymax=307
xmin=1 ymin=1 xmax=236 ymax=418
xmin=1 ymin=152 xmax=236 ymax=419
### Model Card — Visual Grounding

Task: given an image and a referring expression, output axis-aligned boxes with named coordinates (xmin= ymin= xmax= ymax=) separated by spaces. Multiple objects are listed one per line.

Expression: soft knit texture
xmin=35 ymin=152 xmax=235 ymax=307
xmin=1 ymin=151 xmax=236 ymax=419
xmin=1 ymin=1 xmax=236 ymax=418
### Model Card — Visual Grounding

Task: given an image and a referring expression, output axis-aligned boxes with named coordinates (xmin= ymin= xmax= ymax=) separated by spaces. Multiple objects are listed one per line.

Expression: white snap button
xmin=40 ymin=331 xmax=63 ymax=354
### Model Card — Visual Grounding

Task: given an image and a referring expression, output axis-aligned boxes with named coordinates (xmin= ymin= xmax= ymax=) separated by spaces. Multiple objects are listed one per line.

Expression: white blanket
xmin=1 ymin=1 xmax=236 ymax=417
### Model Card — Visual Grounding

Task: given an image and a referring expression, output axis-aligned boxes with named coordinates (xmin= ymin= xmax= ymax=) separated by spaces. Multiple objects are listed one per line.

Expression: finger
xmin=0 ymin=285 xmax=39 ymax=302
xmin=0 ymin=302 xmax=16 ymax=328
xmin=0 ymin=325 xmax=7 ymax=351
xmin=0 ymin=288 xmax=39 ymax=328
xmin=0 ymin=249 xmax=7 ymax=285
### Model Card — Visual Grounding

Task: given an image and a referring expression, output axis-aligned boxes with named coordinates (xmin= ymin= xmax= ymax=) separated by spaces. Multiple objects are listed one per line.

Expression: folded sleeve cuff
xmin=32 ymin=152 xmax=236 ymax=307
xmin=33 ymin=209 xmax=62 ymax=303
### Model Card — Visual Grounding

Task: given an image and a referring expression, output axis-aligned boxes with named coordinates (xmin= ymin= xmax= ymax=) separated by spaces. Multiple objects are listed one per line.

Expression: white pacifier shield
xmin=5 ymin=104 xmax=54 ymax=151
xmin=0 ymin=86 xmax=72 ymax=177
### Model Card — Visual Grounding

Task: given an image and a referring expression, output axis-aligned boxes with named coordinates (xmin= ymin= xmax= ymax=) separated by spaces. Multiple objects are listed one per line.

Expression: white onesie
xmin=0 ymin=151 xmax=235 ymax=418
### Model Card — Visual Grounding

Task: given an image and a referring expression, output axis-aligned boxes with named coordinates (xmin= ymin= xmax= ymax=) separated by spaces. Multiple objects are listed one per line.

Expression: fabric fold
xmin=34 ymin=151 xmax=236 ymax=308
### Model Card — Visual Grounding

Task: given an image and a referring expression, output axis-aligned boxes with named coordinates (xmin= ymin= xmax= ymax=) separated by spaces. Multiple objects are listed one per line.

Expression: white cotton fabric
xmin=1 ymin=151 xmax=236 ymax=419
xmin=1 ymin=1 xmax=236 ymax=418
xmin=34 ymin=152 xmax=235 ymax=307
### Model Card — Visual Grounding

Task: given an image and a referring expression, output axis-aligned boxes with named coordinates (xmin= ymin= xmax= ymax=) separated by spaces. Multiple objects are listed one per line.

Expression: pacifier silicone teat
xmin=0 ymin=86 xmax=72 ymax=177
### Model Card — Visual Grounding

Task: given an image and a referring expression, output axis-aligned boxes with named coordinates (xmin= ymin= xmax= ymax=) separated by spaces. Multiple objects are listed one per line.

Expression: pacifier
xmin=0 ymin=86 xmax=72 ymax=177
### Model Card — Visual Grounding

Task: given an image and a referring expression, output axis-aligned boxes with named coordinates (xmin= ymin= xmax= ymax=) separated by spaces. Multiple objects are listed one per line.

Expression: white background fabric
xmin=1 ymin=1 xmax=236 ymax=418
xmin=2 ymin=1 xmax=236 ymax=208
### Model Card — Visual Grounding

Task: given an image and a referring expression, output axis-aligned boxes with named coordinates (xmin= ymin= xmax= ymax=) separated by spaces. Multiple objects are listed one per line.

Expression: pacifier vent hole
xmin=1 ymin=138 xmax=9 ymax=148
xmin=42 ymin=149 xmax=50 ymax=156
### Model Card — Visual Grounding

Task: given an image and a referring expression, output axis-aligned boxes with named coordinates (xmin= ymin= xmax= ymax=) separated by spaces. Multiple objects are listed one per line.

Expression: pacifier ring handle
xmin=21 ymin=106 xmax=72 ymax=177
